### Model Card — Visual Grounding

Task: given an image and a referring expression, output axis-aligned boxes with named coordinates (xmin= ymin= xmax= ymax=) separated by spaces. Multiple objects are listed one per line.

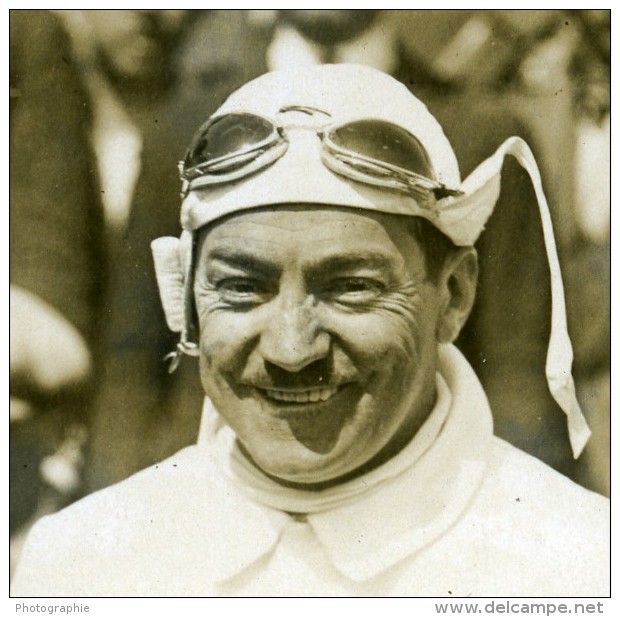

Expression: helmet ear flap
xmin=152 ymin=236 xmax=187 ymax=334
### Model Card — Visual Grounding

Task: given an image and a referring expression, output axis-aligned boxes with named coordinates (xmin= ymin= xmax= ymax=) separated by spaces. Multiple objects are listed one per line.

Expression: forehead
xmin=197 ymin=206 xmax=425 ymax=271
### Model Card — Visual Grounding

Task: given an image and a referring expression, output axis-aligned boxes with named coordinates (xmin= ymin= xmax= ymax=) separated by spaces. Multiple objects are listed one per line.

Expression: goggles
xmin=178 ymin=107 xmax=463 ymax=205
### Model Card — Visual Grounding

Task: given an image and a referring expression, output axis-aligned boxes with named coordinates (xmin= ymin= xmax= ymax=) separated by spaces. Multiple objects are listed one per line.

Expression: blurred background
xmin=9 ymin=9 xmax=610 ymax=576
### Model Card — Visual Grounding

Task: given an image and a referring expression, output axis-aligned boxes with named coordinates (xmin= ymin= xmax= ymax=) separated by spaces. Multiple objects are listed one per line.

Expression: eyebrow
xmin=205 ymin=247 xmax=282 ymax=278
xmin=204 ymin=246 xmax=397 ymax=279
xmin=307 ymin=252 xmax=395 ymax=274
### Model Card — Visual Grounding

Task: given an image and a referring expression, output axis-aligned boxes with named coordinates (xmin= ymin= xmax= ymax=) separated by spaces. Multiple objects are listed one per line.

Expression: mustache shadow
xmin=244 ymin=356 xmax=355 ymax=390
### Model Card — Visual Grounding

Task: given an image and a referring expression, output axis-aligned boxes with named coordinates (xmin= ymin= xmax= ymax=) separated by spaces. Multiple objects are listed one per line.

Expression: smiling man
xmin=193 ymin=206 xmax=463 ymax=489
xmin=11 ymin=65 xmax=609 ymax=597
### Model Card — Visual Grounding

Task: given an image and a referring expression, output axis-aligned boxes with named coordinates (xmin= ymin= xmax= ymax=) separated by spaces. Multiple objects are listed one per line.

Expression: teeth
xmin=263 ymin=387 xmax=339 ymax=403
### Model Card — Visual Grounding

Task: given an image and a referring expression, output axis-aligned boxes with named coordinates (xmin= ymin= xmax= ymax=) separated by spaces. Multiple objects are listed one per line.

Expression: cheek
xmin=195 ymin=294 xmax=253 ymax=376
xmin=330 ymin=290 xmax=437 ymax=366
xmin=198 ymin=323 xmax=245 ymax=379
xmin=196 ymin=305 xmax=278 ymax=390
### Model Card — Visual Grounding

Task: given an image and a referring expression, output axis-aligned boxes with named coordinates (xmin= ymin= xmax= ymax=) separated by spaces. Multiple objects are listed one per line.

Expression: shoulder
xmin=485 ymin=437 xmax=609 ymax=522
xmin=11 ymin=446 xmax=223 ymax=596
xmin=468 ymin=437 xmax=609 ymax=594
xmin=47 ymin=445 xmax=212 ymax=525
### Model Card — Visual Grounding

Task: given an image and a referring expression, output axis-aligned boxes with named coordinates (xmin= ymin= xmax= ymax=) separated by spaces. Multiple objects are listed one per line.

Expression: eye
xmin=216 ymin=277 xmax=268 ymax=305
xmin=324 ymin=277 xmax=385 ymax=304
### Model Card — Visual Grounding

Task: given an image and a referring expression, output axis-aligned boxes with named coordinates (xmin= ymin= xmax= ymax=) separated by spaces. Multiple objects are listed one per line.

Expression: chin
xmin=250 ymin=439 xmax=365 ymax=488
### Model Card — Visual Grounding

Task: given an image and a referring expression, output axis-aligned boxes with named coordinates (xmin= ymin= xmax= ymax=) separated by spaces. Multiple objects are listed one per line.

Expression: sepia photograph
xmin=9 ymin=8 xmax=611 ymax=601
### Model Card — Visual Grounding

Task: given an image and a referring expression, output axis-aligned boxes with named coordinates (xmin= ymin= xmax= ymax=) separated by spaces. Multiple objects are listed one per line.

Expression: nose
xmin=258 ymin=295 xmax=330 ymax=372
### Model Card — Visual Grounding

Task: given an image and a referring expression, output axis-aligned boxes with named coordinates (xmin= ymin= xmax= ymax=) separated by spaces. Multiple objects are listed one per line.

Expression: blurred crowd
xmin=9 ymin=10 xmax=610 ymax=574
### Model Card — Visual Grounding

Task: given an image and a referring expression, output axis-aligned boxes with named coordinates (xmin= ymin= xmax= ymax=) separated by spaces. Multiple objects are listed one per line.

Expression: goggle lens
xmin=327 ymin=120 xmax=437 ymax=180
xmin=184 ymin=113 xmax=277 ymax=178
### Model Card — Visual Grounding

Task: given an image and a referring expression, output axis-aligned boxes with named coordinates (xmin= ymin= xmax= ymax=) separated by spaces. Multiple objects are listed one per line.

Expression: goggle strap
xmin=496 ymin=137 xmax=591 ymax=458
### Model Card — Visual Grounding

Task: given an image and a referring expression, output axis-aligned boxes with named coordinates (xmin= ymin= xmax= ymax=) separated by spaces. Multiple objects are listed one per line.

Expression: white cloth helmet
xmin=151 ymin=64 xmax=590 ymax=457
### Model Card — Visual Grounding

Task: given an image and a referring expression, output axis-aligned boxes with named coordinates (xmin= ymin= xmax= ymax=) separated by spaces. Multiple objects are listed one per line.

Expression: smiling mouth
xmin=256 ymin=386 xmax=341 ymax=404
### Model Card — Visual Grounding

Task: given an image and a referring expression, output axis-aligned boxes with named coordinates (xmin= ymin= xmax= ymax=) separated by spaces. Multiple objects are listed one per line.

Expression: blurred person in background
xmin=55 ymin=10 xmax=197 ymax=243
xmin=10 ymin=8 xmax=202 ymax=574
xmin=9 ymin=10 xmax=106 ymax=572
xmin=452 ymin=9 xmax=611 ymax=495
xmin=562 ymin=10 xmax=610 ymax=495
xmin=78 ymin=10 xmax=274 ymax=491
xmin=82 ymin=10 xmax=608 ymax=497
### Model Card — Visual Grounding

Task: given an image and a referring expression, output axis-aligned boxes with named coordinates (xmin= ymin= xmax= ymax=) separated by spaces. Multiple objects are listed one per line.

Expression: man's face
xmin=194 ymin=206 xmax=445 ymax=487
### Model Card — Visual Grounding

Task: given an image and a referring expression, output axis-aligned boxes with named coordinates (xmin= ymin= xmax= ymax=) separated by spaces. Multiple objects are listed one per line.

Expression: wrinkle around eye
xmin=321 ymin=277 xmax=385 ymax=305
xmin=356 ymin=283 xmax=426 ymax=324
xmin=323 ymin=277 xmax=424 ymax=312
xmin=194 ymin=279 xmax=257 ymax=319
xmin=213 ymin=277 xmax=273 ymax=307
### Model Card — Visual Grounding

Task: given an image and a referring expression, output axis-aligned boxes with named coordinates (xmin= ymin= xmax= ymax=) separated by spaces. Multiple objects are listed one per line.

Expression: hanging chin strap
xmin=439 ymin=136 xmax=590 ymax=458
xmin=508 ymin=138 xmax=591 ymax=458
